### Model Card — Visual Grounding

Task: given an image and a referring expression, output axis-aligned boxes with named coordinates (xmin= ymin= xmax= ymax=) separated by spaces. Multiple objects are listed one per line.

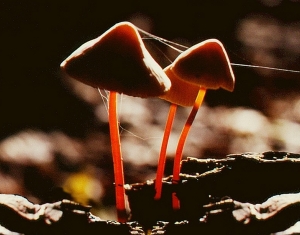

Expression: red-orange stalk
xmin=154 ymin=103 xmax=177 ymax=200
xmin=108 ymin=91 xmax=127 ymax=223
xmin=172 ymin=87 xmax=206 ymax=210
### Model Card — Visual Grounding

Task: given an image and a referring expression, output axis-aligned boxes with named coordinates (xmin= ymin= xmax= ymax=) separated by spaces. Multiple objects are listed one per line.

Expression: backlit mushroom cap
xmin=160 ymin=39 xmax=235 ymax=106
xmin=160 ymin=65 xmax=200 ymax=106
xmin=60 ymin=21 xmax=171 ymax=98
xmin=171 ymin=39 xmax=235 ymax=92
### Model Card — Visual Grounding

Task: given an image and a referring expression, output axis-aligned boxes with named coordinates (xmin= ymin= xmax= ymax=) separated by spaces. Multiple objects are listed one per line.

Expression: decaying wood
xmin=126 ymin=151 xmax=300 ymax=233
xmin=1 ymin=192 xmax=300 ymax=234
xmin=150 ymin=193 xmax=300 ymax=235
xmin=1 ymin=151 xmax=300 ymax=234
xmin=0 ymin=194 xmax=143 ymax=235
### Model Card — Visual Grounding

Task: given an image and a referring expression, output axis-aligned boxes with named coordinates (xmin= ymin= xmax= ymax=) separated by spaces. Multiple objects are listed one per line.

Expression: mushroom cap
xmin=170 ymin=39 xmax=235 ymax=92
xmin=159 ymin=65 xmax=201 ymax=106
xmin=60 ymin=21 xmax=171 ymax=98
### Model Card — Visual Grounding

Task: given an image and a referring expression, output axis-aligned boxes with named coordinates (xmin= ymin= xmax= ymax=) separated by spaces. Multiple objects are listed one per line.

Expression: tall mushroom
xmin=60 ymin=21 xmax=171 ymax=222
xmin=156 ymin=39 xmax=235 ymax=209
xmin=154 ymin=67 xmax=200 ymax=200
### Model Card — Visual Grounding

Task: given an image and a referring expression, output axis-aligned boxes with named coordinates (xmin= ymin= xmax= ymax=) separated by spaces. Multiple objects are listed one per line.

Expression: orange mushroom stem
xmin=154 ymin=103 xmax=177 ymax=200
xmin=154 ymin=65 xmax=201 ymax=201
xmin=171 ymin=87 xmax=206 ymax=209
xmin=108 ymin=91 xmax=127 ymax=221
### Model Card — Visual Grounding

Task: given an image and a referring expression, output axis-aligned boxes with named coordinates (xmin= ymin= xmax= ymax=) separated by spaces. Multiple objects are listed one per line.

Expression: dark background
xmin=2 ymin=0 xmax=300 ymax=139
xmin=1 ymin=0 xmax=300 ymax=220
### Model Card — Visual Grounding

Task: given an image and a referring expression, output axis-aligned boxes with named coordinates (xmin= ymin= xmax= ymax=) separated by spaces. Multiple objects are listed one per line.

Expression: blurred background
xmin=1 ymin=0 xmax=300 ymax=220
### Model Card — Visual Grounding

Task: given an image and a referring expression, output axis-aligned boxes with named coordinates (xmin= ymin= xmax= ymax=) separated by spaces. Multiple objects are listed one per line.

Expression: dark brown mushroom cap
xmin=171 ymin=39 xmax=235 ymax=92
xmin=60 ymin=21 xmax=171 ymax=98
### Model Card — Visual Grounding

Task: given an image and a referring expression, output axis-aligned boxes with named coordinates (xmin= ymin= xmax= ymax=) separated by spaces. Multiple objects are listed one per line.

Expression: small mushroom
xmin=155 ymin=39 xmax=235 ymax=208
xmin=60 ymin=21 xmax=171 ymax=222
xmin=154 ymin=66 xmax=200 ymax=200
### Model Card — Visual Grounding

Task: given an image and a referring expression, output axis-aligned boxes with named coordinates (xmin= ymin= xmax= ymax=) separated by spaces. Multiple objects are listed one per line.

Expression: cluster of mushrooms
xmin=60 ymin=21 xmax=235 ymax=223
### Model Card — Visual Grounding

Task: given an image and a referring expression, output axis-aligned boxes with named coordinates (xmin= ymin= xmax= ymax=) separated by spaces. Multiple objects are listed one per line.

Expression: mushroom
xmin=153 ymin=67 xmax=201 ymax=200
xmin=155 ymin=39 xmax=235 ymax=209
xmin=60 ymin=21 xmax=171 ymax=222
